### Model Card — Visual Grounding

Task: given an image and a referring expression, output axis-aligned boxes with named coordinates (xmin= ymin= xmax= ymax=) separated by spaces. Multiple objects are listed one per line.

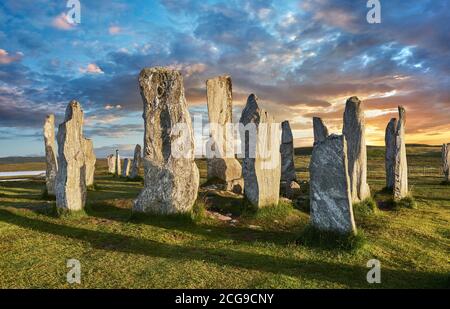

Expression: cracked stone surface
xmin=129 ymin=144 xmax=142 ymax=179
xmin=313 ymin=117 xmax=329 ymax=144
xmin=443 ymin=143 xmax=450 ymax=182
xmin=43 ymin=114 xmax=58 ymax=196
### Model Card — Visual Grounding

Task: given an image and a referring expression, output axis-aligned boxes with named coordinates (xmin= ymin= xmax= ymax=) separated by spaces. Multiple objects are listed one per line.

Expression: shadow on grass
xmin=0 ymin=208 xmax=447 ymax=288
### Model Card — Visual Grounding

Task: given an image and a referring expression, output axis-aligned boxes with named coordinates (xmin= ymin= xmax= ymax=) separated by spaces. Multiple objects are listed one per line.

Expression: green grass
xmin=0 ymin=146 xmax=449 ymax=288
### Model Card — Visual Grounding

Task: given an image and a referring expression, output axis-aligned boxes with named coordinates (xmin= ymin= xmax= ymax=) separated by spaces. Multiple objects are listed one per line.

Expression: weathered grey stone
xmin=43 ymin=114 xmax=58 ymax=196
xmin=239 ymin=94 xmax=281 ymax=207
xmin=129 ymin=144 xmax=142 ymax=179
xmin=107 ymin=154 xmax=116 ymax=174
xmin=83 ymin=138 xmax=96 ymax=186
xmin=343 ymin=96 xmax=370 ymax=202
xmin=55 ymin=100 xmax=86 ymax=211
xmin=206 ymin=75 xmax=243 ymax=193
xmin=443 ymin=144 xmax=450 ymax=182
xmin=394 ymin=106 xmax=408 ymax=200
xmin=385 ymin=118 xmax=397 ymax=189
xmin=115 ymin=149 xmax=121 ymax=177
xmin=309 ymin=134 xmax=356 ymax=235
xmin=280 ymin=180 xmax=301 ymax=199
xmin=122 ymin=158 xmax=131 ymax=177
xmin=313 ymin=117 xmax=329 ymax=144
xmin=133 ymin=67 xmax=199 ymax=214
xmin=280 ymin=120 xmax=297 ymax=182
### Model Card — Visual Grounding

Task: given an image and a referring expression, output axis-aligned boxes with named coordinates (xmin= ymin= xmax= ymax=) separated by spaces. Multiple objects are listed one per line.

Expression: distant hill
xmin=0 ymin=156 xmax=45 ymax=164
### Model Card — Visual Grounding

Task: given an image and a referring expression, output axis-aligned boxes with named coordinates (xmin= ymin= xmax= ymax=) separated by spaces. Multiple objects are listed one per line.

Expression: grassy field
xmin=0 ymin=145 xmax=448 ymax=288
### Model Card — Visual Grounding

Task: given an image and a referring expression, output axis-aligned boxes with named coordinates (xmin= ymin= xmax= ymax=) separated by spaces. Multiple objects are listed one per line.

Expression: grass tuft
xmin=296 ymin=224 xmax=366 ymax=252
xmin=394 ymin=195 xmax=417 ymax=209
xmin=40 ymin=187 xmax=56 ymax=200
xmin=353 ymin=197 xmax=378 ymax=216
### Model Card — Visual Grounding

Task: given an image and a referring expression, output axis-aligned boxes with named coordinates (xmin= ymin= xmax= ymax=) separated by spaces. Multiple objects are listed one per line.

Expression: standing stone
xmin=394 ymin=106 xmax=408 ymax=200
xmin=309 ymin=134 xmax=356 ymax=235
xmin=239 ymin=94 xmax=281 ymax=208
xmin=442 ymin=144 xmax=450 ymax=182
xmin=206 ymin=75 xmax=243 ymax=193
xmin=313 ymin=117 xmax=329 ymax=144
xmin=55 ymin=100 xmax=86 ymax=212
xmin=343 ymin=96 xmax=370 ymax=202
xmin=83 ymin=138 xmax=96 ymax=186
xmin=115 ymin=149 xmax=121 ymax=177
xmin=129 ymin=144 xmax=142 ymax=179
xmin=385 ymin=118 xmax=397 ymax=189
xmin=122 ymin=158 xmax=131 ymax=177
xmin=43 ymin=114 xmax=58 ymax=196
xmin=280 ymin=121 xmax=299 ymax=198
xmin=107 ymin=154 xmax=116 ymax=174
xmin=133 ymin=67 xmax=199 ymax=214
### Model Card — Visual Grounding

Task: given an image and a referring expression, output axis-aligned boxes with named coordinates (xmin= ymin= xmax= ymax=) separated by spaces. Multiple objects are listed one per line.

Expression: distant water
xmin=0 ymin=170 xmax=45 ymax=177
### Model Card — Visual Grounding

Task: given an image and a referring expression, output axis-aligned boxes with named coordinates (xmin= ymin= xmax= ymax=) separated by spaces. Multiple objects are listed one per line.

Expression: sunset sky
xmin=0 ymin=0 xmax=449 ymax=157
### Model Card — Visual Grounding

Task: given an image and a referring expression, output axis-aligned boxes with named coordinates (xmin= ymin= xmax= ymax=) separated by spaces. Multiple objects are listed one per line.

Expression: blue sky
xmin=0 ymin=0 xmax=449 ymax=157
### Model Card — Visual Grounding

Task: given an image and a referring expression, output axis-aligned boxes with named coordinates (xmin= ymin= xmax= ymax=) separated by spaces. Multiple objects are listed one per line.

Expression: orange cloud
xmin=79 ymin=63 xmax=104 ymax=74
xmin=52 ymin=13 xmax=75 ymax=30
xmin=109 ymin=26 xmax=122 ymax=35
xmin=0 ymin=49 xmax=23 ymax=64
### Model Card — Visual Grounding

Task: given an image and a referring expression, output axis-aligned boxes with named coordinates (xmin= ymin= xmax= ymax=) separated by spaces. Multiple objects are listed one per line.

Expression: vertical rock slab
xmin=280 ymin=121 xmax=299 ymax=198
xmin=122 ymin=158 xmax=131 ymax=177
xmin=442 ymin=143 xmax=450 ymax=182
xmin=83 ymin=138 xmax=96 ymax=186
xmin=115 ymin=149 xmax=121 ymax=177
xmin=313 ymin=117 xmax=329 ymax=144
xmin=133 ymin=67 xmax=199 ymax=214
xmin=394 ymin=106 xmax=408 ymax=200
xmin=206 ymin=75 xmax=243 ymax=193
xmin=43 ymin=114 xmax=58 ymax=196
xmin=385 ymin=118 xmax=397 ymax=189
xmin=129 ymin=144 xmax=142 ymax=179
xmin=55 ymin=100 xmax=86 ymax=212
xmin=342 ymin=96 xmax=370 ymax=202
xmin=239 ymin=94 xmax=281 ymax=208
xmin=309 ymin=134 xmax=356 ymax=235
xmin=107 ymin=154 xmax=116 ymax=174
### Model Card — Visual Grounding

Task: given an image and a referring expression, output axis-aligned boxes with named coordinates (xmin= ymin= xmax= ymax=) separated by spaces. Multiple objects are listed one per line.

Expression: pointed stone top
xmin=64 ymin=100 xmax=83 ymax=121
xmin=240 ymin=94 xmax=260 ymax=124
xmin=313 ymin=117 xmax=329 ymax=144
xmin=347 ymin=96 xmax=361 ymax=104
xmin=45 ymin=114 xmax=55 ymax=121
xmin=281 ymin=120 xmax=293 ymax=144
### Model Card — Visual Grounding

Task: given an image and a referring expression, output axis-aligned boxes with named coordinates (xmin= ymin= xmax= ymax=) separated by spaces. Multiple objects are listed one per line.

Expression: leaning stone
xmin=239 ymin=94 xmax=281 ymax=208
xmin=55 ymin=100 xmax=86 ymax=212
xmin=385 ymin=118 xmax=397 ymax=189
xmin=107 ymin=154 xmax=116 ymax=174
xmin=309 ymin=134 xmax=356 ymax=235
xmin=280 ymin=120 xmax=297 ymax=183
xmin=83 ymin=138 xmax=96 ymax=187
xmin=394 ymin=106 xmax=408 ymax=200
xmin=129 ymin=144 xmax=142 ymax=179
xmin=343 ymin=96 xmax=370 ymax=202
xmin=122 ymin=158 xmax=131 ymax=177
xmin=43 ymin=114 xmax=58 ymax=196
xmin=443 ymin=143 xmax=450 ymax=182
xmin=115 ymin=149 xmax=121 ymax=177
xmin=133 ymin=67 xmax=199 ymax=214
xmin=206 ymin=75 xmax=243 ymax=193
xmin=313 ymin=117 xmax=329 ymax=144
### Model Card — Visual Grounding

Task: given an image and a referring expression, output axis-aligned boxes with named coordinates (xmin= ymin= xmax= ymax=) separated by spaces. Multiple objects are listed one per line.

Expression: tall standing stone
xmin=394 ymin=106 xmax=408 ymax=200
xmin=239 ymin=94 xmax=281 ymax=208
xmin=107 ymin=154 xmax=116 ymax=174
xmin=129 ymin=144 xmax=142 ymax=179
xmin=442 ymin=143 xmax=450 ymax=182
xmin=309 ymin=134 xmax=356 ymax=235
xmin=43 ymin=114 xmax=58 ymax=196
xmin=313 ymin=117 xmax=329 ymax=144
xmin=280 ymin=121 xmax=299 ymax=198
xmin=133 ymin=67 xmax=199 ymax=214
xmin=83 ymin=138 xmax=96 ymax=186
xmin=122 ymin=158 xmax=131 ymax=177
xmin=55 ymin=100 xmax=86 ymax=212
xmin=115 ymin=149 xmax=121 ymax=177
xmin=343 ymin=96 xmax=370 ymax=202
xmin=385 ymin=118 xmax=397 ymax=189
xmin=206 ymin=75 xmax=243 ymax=193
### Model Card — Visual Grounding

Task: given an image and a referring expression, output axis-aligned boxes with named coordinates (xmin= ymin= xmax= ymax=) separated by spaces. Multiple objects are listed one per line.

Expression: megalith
xmin=239 ymin=94 xmax=281 ymax=208
xmin=133 ymin=67 xmax=199 ymax=214
xmin=443 ymin=144 xmax=450 ymax=182
xmin=55 ymin=100 xmax=86 ymax=212
xmin=393 ymin=106 xmax=408 ymax=200
xmin=83 ymin=138 xmax=96 ymax=186
xmin=313 ymin=117 xmax=329 ymax=144
xmin=385 ymin=118 xmax=397 ymax=189
xmin=115 ymin=149 xmax=121 ymax=177
xmin=342 ymin=96 xmax=370 ymax=202
xmin=107 ymin=154 xmax=116 ymax=174
xmin=205 ymin=75 xmax=243 ymax=193
xmin=129 ymin=144 xmax=142 ymax=179
xmin=280 ymin=120 xmax=299 ymax=198
xmin=309 ymin=134 xmax=356 ymax=235
xmin=43 ymin=114 xmax=58 ymax=196
xmin=122 ymin=158 xmax=131 ymax=177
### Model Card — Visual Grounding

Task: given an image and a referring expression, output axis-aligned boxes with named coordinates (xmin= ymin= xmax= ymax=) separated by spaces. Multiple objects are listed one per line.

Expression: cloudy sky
xmin=0 ymin=0 xmax=449 ymax=157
